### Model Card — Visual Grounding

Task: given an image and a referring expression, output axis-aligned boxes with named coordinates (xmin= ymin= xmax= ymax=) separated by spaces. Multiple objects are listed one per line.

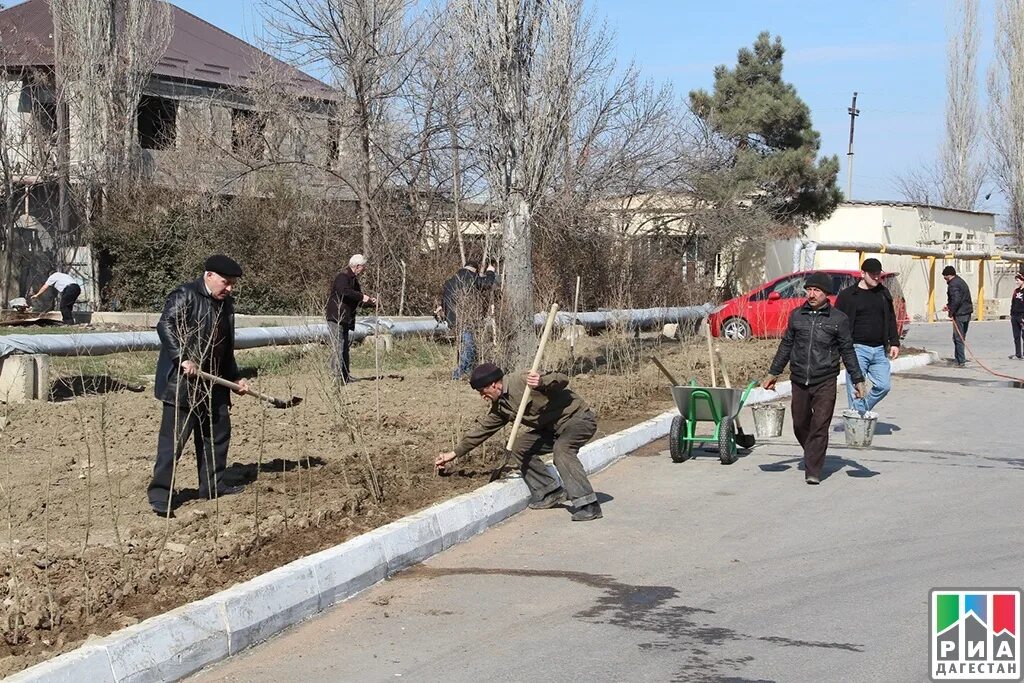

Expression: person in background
xmin=834 ymin=258 xmax=900 ymax=414
xmin=941 ymin=265 xmax=974 ymax=367
xmin=438 ymin=260 xmax=496 ymax=379
xmin=1010 ymin=272 xmax=1024 ymax=360
xmin=325 ymin=254 xmax=376 ymax=384
xmin=29 ymin=271 xmax=81 ymax=324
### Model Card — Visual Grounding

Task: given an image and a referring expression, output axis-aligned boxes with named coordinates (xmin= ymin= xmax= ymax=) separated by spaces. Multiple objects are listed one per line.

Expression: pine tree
xmin=690 ymin=32 xmax=841 ymax=227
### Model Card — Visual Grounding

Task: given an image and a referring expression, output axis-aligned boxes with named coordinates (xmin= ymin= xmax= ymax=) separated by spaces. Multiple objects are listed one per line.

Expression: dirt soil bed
xmin=0 ymin=332 xmax=779 ymax=675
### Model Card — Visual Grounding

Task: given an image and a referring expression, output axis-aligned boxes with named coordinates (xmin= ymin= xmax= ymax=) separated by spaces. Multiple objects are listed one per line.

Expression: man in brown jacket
xmin=435 ymin=363 xmax=602 ymax=521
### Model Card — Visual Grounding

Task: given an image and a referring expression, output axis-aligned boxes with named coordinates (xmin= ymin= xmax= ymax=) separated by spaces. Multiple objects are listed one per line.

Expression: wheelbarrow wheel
xmin=718 ymin=420 xmax=737 ymax=465
xmin=669 ymin=416 xmax=690 ymax=463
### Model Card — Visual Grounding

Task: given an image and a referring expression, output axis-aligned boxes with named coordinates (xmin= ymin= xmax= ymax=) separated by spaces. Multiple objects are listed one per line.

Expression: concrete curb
xmin=6 ymin=352 xmax=936 ymax=682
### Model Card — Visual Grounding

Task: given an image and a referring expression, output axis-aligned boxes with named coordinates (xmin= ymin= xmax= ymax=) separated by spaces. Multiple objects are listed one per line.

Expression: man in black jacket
xmin=1009 ymin=272 xmax=1024 ymax=359
xmin=147 ymin=255 xmax=250 ymax=516
xmin=762 ymin=272 xmax=866 ymax=485
xmin=325 ymin=254 xmax=376 ymax=383
xmin=834 ymin=258 xmax=900 ymax=414
xmin=942 ymin=265 xmax=974 ymax=367
xmin=438 ymin=260 xmax=496 ymax=379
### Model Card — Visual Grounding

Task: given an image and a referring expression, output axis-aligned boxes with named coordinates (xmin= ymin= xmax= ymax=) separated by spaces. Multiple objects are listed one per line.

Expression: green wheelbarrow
xmin=668 ymin=381 xmax=757 ymax=465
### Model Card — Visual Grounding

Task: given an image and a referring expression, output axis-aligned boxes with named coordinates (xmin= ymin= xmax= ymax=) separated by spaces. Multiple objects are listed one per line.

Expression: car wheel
xmin=721 ymin=317 xmax=751 ymax=341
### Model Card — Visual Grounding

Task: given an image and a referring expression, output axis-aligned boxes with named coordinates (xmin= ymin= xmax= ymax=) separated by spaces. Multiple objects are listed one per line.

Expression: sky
xmin=64 ymin=0 xmax=1011 ymax=215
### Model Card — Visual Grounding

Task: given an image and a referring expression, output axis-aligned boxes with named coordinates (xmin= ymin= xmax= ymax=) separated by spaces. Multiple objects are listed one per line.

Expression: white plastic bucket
xmin=751 ymin=403 xmax=786 ymax=438
xmin=842 ymin=409 xmax=878 ymax=447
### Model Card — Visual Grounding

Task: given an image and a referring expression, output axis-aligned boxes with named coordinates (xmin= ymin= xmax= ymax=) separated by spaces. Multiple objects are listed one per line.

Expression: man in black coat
xmin=325 ymin=254 xmax=376 ymax=383
xmin=763 ymin=272 xmax=866 ymax=485
xmin=438 ymin=260 xmax=496 ymax=379
xmin=942 ymin=265 xmax=974 ymax=367
xmin=147 ymin=255 xmax=250 ymax=516
xmin=834 ymin=258 xmax=901 ymax=414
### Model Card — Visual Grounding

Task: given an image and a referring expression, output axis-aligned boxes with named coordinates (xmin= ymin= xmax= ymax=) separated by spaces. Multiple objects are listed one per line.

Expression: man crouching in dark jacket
xmin=761 ymin=272 xmax=866 ymax=485
xmin=147 ymin=255 xmax=250 ymax=516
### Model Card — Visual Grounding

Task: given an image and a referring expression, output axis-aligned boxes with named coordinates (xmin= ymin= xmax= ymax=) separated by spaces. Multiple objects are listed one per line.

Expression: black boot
xmin=571 ymin=501 xmax=603 ymax=522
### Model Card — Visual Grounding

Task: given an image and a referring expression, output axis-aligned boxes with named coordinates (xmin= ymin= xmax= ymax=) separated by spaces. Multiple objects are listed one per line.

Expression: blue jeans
xmin=952 ymin=319 xmax=970 ymax=365
xmin=453 ymin=329 xmax=477 ymax=380
xmin=846 ymin=344 xmax=891 ymax=413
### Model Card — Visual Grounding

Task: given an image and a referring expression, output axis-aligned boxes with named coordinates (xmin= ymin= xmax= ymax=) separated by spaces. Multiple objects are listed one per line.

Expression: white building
xmin=764 ymin=201 xmax=1014 ymax=321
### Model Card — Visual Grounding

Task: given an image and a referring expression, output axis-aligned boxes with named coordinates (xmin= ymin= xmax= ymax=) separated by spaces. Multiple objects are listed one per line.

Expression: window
xmin=751 ymin=275 xmax=806 ymax=301
xmin=137 ymin=96 xmax=177 ymax=150
xmin=231 ymin=108 xmax=266 ymax=159
xmin=831 ymin=273 xmax=857 ymax=294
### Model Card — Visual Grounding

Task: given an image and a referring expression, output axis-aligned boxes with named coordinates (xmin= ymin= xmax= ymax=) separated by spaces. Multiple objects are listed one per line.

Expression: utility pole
xmin=846 ymin=91 xmax=859 ymax=199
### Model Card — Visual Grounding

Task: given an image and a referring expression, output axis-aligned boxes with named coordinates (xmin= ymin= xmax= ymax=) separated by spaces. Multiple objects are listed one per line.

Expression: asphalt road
xmin=191 ymin=321 xmax=1024 ymax=683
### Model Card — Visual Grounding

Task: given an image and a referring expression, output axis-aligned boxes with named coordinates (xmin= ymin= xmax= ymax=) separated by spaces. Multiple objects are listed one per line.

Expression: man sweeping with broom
xmin=435 ymin=363 xmax=603 ymax=521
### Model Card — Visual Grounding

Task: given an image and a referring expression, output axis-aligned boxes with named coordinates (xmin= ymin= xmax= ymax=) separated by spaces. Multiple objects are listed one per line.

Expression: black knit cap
xmin=205 ymin=254 xmax=243 ymax=278
xmin=469 ymin=362 xmax=503 ymax=390
xmin=861 ymin=257 xmax=882 ymax=273
xmin=804 ymin=271 xmax=833 ymax=295
xmin=942 ymin=265 xmax=956 ymax=277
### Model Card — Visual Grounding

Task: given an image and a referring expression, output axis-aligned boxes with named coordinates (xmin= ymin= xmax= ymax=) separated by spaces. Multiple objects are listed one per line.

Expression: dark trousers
xmin=952 ymin=318 xmax=970 ymax=365
xmin=511 ymin=409 xmax=598 ymax=507
xmin=328 ymin=321 xmax=352 ymax=380
xmin=148 ymin=399 xmax=231 ymax=509
xmin=791 ymin=380 xmax=837 ymax=480
xmin=1011 ymin=314 xmax=1023 ymax=358
xmin=59 ymin=284 xmax=80 ymax=324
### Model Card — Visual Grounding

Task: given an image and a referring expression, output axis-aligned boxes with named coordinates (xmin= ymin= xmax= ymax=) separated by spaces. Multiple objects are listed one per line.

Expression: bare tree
xmin=895 ymin=162 xmax=941 ymax=205
xmin=264 ymin=0 xmax=419 ymax=257
xmin=940 ymin=0 xmax=982 ymax=210
xmin=0 ymin=65 xmax=61 ymax=301
xmin=50 ymin=0 xmax=173 ymax=185
xmin=988 ymin=0 xmax=1024 ymax=243
xmin=453 ymin=0 xmax=611 ymax=366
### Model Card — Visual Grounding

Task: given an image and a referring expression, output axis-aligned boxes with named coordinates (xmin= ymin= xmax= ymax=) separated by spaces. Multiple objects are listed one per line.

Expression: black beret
xmin=804 ymin=271 xmax=833 ymax=295
xmin=861 ymin=258 xmax=882 ymax=273
xmin=205 ymin=254 xmax=243 ymax=278
xmin=942 ymin=265 xmax=956 ymax=277
xmin=469 ymin=362 xmax=504 ymax=390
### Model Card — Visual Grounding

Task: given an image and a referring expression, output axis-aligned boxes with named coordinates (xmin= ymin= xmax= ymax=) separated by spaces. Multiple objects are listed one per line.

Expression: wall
xmin=765 ymin=204 xmax=1003 ymax=321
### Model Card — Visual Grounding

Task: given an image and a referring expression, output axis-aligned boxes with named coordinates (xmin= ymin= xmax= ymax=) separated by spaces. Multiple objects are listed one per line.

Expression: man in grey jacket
xmin=942 ymin=266 xmax=974 ymax=367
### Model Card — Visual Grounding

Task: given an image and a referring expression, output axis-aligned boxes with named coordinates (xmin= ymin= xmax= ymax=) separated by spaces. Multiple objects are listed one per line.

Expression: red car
xmin=708 ymin=269 xmax=910 ymax=340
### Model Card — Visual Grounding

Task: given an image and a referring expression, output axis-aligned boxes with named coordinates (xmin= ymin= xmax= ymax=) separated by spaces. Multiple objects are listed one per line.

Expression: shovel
xmin=196 ymin=369 xmax=303 ymax=409
xmin=487 ymin=303 xmax=561 ymax=483
xmin=650 ymin=356 xmax=680 ymax=387
xmin=713 ymin=347 xmax=756 ymax=449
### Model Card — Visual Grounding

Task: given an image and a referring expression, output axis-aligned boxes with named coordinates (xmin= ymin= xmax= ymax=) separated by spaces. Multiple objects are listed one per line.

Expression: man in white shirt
xmin=30 ymin=271 xmax=82 ymax=324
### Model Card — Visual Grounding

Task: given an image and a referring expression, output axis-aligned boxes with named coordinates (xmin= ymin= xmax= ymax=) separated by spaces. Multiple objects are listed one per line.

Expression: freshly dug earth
xmin=0 ymin=332 xmax=778 ymax=675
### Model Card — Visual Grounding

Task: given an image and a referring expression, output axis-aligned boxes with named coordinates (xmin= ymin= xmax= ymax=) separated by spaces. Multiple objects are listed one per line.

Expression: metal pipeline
xmin=0 ymin=306 xmax=712 ymax=359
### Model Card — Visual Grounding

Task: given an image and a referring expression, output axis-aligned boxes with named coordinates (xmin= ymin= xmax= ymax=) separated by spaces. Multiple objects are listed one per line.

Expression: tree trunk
xmin=501 ymin=193 xmax=535 ymax=368
xmin=54 ymin=24 xmax=72 ymax=261
xmin=451 ymin=120 xmax=466 ymax=265
xmin=356 ymin=99 xmax=373 ymax=257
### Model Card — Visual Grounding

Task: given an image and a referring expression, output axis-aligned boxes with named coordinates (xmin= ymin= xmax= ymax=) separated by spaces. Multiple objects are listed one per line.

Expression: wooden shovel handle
xmin=505 ymin=303 xmax=560 ymax=451
xmin=714 ymin=347 xmax=732 ymax=390
xmin=704 ymin=319 xmax=718 ymax=387
xmin=651 ymin=356 xmax=680 ymax=387
xmin=195 ymin=369 xmax=273 ymax=404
